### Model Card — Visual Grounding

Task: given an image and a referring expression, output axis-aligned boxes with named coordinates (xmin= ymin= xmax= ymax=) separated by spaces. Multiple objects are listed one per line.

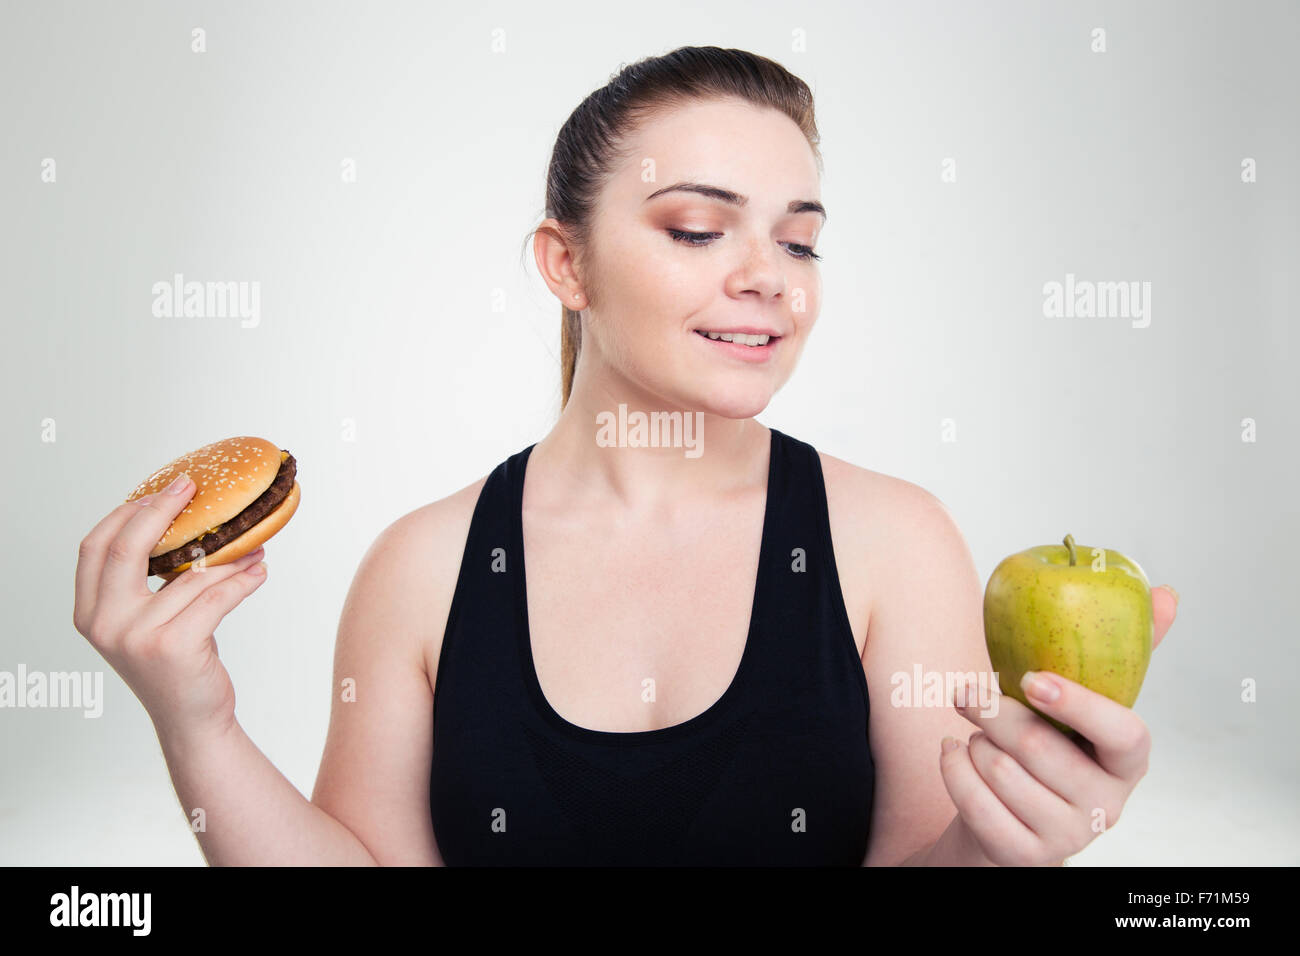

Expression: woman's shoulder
xmin=355 ymin=471 xmax=493 ymax=687
xmin=816 ymin=446 xmax=960 ymax=562
xmin=816 ymin=447 xmax=943 ymax=536
xmin=383 ymin=472 xmax=491 ymax=556
xmin=815 ymin=448 xmax=955 ymax=648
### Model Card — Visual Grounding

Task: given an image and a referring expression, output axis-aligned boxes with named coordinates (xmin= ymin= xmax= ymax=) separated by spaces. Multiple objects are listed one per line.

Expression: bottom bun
xmin=158 ymin=480 xmax=300 ymax=581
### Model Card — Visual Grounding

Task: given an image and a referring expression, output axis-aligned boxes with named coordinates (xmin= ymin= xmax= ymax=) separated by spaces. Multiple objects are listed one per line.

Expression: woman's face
xmin=577 ymin=97 xmax=825 ymax=419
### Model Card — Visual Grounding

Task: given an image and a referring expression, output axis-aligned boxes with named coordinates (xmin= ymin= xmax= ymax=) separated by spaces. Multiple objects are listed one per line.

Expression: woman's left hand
xmin=942 ymin=584 xmax=1180 ymax=866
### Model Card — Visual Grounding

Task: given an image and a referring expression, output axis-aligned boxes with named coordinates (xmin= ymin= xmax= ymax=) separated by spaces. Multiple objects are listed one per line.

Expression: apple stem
xmin=1063 ymin=533 xmax=1077 ymax=567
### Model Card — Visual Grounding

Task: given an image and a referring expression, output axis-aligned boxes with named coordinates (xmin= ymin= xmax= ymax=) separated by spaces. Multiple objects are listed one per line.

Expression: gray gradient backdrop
xmin=2 ymin=0 xmax=1296 ymax=865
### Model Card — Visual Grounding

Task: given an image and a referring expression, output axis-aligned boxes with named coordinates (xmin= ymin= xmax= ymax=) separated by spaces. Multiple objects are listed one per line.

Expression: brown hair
xmin=530 ymin=46 xmax=822 ymax=413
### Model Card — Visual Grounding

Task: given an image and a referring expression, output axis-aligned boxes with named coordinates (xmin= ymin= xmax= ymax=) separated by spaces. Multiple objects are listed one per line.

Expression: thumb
xmin=1152 ymin=585 xmax=1178 ymax=650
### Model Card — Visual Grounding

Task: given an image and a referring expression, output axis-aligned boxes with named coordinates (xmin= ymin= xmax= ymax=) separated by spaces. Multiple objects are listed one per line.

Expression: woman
xmin=73 ymin=46 xmax=1178 ymax=866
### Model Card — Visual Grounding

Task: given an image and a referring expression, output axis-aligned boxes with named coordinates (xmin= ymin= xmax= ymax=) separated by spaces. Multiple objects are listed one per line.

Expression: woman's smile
xmin=692 ymin=327 xmax=783 ymax=362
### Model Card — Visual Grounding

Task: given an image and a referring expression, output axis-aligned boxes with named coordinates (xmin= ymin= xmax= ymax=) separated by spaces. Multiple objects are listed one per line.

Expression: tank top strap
xmin=740 ymin=428 xmax=864 ymax=716
xmin=431 ymin=450 xmax=520 ymax=727
xmin=776 ymin=426 xmax=861 ymax=654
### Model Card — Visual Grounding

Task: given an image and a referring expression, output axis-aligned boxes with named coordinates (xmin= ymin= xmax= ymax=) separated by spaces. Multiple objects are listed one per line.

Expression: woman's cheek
xmin=793 ymin=285 xmax=821 ymax=331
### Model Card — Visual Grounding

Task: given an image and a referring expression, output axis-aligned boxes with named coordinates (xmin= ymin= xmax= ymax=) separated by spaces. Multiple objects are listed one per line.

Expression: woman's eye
xmin=666 ymin=228 xmax=721 ymax=246
xmin=784 ymin=243 xmax=823 ymax=262
xmin=666 ymin=229 xmax=822 ymax=262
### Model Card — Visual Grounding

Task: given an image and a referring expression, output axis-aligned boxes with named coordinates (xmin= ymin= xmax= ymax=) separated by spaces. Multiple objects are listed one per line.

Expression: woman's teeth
xmin=695 ymin=330 xmax=772 ymax=347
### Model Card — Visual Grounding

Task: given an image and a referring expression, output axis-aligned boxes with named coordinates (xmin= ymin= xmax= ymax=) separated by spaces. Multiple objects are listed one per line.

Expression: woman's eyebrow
xmin=644 ymin=181 xmax=827 ymax=222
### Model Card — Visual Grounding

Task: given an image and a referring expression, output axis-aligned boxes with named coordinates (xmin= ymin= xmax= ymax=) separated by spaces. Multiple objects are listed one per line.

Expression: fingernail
xmin=136 ymin=495 xmax=155 ymax=506
xmin=1022 ymin=671 xmax=1060 ymax=703
xmin=941 ymin=736 xmax=960 ymax=753
xmin=246 ymin=561 xmax=266 ymax=576
xmin=1162 ymin=584 xmax=1179 ymax=606
xmin=165 ymin=473 xmax=192 ymax=495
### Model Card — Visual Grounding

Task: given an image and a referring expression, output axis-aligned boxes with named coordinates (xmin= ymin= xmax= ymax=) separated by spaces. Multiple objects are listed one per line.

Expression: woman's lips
xmin=692 ymin=328 xmax=781 ymax=363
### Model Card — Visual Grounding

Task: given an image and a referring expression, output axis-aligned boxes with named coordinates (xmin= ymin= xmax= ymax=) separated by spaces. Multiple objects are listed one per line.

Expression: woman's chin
xmin=691 ymin=387 xmax=774 ymax=421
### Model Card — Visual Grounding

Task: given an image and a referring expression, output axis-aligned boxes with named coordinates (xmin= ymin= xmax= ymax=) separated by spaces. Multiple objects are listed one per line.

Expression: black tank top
xmin=429 ymin=426 xmax=874 ymax=865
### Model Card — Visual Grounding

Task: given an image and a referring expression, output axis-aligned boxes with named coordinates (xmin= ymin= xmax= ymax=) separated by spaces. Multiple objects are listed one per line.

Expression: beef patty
xmin=149 ymin=451 xmax=297 ymax=575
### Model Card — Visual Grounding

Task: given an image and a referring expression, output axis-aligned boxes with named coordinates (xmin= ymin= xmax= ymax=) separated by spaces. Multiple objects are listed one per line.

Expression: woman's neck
xmin=530 ymin=374 xmax=771 ymax=512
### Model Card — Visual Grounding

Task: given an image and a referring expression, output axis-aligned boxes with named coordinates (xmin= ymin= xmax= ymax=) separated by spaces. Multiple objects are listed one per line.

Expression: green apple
xmin=983 ymin=534 xmax=1153 ymax=737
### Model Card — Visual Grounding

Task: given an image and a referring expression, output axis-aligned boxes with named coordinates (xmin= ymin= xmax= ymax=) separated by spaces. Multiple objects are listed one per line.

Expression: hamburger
xmin=124 ymin=436 xmax=300 ymax=580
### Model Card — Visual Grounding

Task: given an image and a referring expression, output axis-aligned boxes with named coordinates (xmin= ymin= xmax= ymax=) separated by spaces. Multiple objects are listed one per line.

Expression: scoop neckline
xmin=512 ymin=427 xmax=778 ymax=747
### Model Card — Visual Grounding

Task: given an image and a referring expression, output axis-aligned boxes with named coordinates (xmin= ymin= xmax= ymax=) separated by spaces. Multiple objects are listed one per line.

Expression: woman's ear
xmin=534 ymin=218 xmax=586 ymax=307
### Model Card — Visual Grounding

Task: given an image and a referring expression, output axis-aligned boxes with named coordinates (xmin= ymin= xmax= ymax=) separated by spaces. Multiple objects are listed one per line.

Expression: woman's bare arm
xmin=155 ymin=481 xmax=480 ymax=866
xmin=156 ymin=718 xmax=379 ymax=865
xmin=855 ymin=482 xmax=998 ymax=867
xmin=310 ymin=479 xmax=484 ymax=866
xmin=151 ymin=509 xmax=442 ymax=866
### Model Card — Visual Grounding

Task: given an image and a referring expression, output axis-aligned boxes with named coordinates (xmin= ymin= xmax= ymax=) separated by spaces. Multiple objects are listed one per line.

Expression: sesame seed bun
xmin=157 ymin=480 xmax=299 ymax=581
xmin=123 ymin=436 xmax=300 ymax=577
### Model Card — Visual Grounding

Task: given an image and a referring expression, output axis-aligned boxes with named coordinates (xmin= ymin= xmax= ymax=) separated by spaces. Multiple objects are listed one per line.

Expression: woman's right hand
xmin=73 ymin=472 xmax=270 ymax=742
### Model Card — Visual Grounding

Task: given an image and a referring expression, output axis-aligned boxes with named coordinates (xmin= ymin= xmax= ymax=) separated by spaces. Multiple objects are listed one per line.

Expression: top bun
xmin=124 ymin=436 xmax=285 ymax=558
